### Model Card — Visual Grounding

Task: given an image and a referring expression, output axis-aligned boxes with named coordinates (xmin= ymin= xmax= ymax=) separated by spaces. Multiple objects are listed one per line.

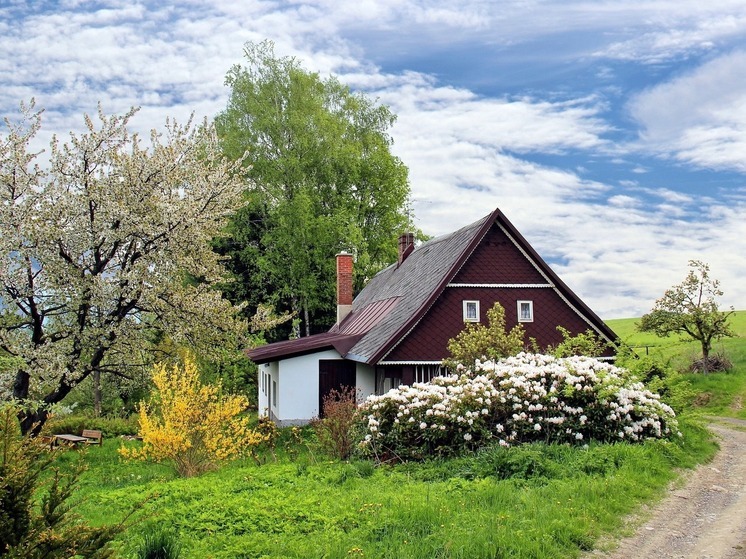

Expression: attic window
xmin=463 ymin=300 xmax=480 ymax=322
xmin=517 ymin=300 xmax=534 ymax=322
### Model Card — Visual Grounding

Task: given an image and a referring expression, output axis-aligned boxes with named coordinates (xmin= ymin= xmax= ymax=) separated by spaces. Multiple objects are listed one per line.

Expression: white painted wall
xmin=257 ymin=361 xmax=278 ymax=419
xmin=277 ymin=349 xmax=341 ymax=424
xmin=356 ymin=363 xmax=375 ymax=402
xmin=257 ymin=353 xmax=377 ymax=426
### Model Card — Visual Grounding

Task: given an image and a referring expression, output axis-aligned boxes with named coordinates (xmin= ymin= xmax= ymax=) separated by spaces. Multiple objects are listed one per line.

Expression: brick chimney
xmin=398 ymin=233 xmax=415 ymax=266
xmin=336 ymin=251 xmax=354 ymax=324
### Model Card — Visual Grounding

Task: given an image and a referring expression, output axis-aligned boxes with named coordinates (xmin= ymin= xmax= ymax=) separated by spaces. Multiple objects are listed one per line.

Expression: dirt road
xmin=587 ymin=418 xmax=746 ymax=559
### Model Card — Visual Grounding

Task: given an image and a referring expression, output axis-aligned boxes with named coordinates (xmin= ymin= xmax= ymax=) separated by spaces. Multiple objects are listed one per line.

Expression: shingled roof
xmin=246 ymin=208 xmax=617 ymax=365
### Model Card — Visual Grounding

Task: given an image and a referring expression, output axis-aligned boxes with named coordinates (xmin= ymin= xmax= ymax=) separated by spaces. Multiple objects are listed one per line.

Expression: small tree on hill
xmin=639 ymin=260 xmax=734 ymax=373
xmin=443 ymin=302 xmax=525 ymax=372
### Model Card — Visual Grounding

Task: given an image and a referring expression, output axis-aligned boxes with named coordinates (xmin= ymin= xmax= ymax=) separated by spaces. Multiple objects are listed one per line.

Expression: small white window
xmin=517 ymin=300 xmax=533 ymax=322
xmin=463 ymin=300 xmax=480 ymax=322
xmin=272 ymin=380 xmax=277 ymax=407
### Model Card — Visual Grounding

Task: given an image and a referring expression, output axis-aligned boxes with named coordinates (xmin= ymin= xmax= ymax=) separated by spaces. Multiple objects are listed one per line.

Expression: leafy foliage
xmin=215 ymin=40 xmax=414 ymax=337
xmin=358 ymin=353 xmax=678 ymax=462
xmin=550 ymin=326 xmax=611 ymax=357
xmin=311 ymin=386 xmax=359 ymax=460
xmin=614 ymin=348 xmax=696 ymax=414
xmin=0 ymin=100 xmax=256 ymax=433
xmin=443 ymin=302 xmax=526 ymax=371
xmin=639 ymin=260 xmax=735 ymax=373
xmin=135 ymin=526 xmax=182 ymax=559
xmin=119 ymin=355 xmax=266 ymax=477
xmin=0 ymin=405 xmax=124 ymax=558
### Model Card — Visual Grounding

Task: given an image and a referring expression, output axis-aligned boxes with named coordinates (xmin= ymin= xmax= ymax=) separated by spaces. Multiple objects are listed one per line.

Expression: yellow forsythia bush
xmin=119 ymin=355 xmax=266 ymax=477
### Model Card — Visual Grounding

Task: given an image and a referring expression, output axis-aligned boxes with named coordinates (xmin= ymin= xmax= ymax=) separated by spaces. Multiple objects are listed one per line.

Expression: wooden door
xmin=318 ymin=360 xmax=356 ymax=417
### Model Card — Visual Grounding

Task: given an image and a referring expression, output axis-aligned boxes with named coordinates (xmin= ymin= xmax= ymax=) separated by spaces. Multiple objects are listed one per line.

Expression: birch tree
xmin=215 ymin=40 xmax=413 ymax=337
xmin=0 ymin=101 xmax=251 ymax=433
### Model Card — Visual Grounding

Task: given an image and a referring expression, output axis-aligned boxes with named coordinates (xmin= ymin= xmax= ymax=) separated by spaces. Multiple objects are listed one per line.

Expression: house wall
xmin=257 ymin=361 xmax=278 ymax=419
xmin=452 ymin=224 xmax=547 ymax=285
xmin=386 ymin=286 xmax=599 ymax=361
xmin=274 ymin=349 xmax=341 ymax=425
xmin=385 ymin=222 xmax=614 ymax=361
xmin=356 ymin=363 xmax=375 ymax=401
xmin=259 ymin=350 xmax=376 ymax=426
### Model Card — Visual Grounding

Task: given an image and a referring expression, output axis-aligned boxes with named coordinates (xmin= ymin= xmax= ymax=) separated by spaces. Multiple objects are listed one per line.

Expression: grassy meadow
xmin=49 ymin=312 xmax=746 ymax=559
xmin=607 ymin=310 xmax=746 ymax=420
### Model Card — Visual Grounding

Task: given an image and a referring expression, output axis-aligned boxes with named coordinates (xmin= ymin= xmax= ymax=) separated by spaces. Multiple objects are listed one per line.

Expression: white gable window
xmin=517 ymin=300 xmax=534 ymax=322
xmin=463 ymin=300 xmax=480 ymax=322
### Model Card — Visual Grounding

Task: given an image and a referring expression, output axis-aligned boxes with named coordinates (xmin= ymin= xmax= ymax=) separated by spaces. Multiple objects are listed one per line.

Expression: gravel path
xmin=586 ymin=418 xmax=746 ymax=559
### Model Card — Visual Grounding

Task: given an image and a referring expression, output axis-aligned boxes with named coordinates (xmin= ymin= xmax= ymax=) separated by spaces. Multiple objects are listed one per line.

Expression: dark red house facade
xmin=247 ymin=208 xmax=618 ymax=425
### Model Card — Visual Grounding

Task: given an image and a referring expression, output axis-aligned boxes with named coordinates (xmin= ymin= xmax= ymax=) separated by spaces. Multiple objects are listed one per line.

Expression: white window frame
xmin=463 ymin=300 xmax=480 ymax=322
xmin=517 ymin=300 xmax=534 ymax=323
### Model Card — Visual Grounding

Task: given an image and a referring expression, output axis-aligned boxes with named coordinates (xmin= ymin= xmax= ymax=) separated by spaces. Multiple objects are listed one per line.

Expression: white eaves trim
xmin=447 ymin=283 xmax=553 ymax=288
xmin=378 ymin=361 xmax=443 ymax=366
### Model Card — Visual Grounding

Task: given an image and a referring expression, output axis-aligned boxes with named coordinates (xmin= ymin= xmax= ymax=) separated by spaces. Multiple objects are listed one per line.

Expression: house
xmin=247 ymin=207 xmax=618 ymax=425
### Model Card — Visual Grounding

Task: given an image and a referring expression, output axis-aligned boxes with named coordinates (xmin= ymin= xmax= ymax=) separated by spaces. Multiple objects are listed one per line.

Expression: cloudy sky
xmin=2 ymin=1 xmax=746 ymax=320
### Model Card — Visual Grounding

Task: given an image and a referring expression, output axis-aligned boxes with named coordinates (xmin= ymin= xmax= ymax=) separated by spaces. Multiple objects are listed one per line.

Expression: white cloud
xmin=629 ymin=50 xmax=746 ymax=171
xmin=2 ymin=1 xmax=746 ymax=319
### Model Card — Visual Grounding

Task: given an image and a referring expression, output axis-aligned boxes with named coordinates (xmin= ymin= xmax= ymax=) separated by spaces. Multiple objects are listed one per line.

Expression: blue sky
xmin=2 ymin=0 xmax=746 ymax=319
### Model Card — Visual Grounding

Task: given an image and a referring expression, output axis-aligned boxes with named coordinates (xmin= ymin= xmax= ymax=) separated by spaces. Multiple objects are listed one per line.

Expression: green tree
xmin=215 ymin=40 xmax=413 ymax=337
xmin=0 ymin=101 xmax=255 ymax=433
xmin=443 ymin=302 xmax=526 ymax=372
xmin=639 ymin=260 xmax=734 ymax=373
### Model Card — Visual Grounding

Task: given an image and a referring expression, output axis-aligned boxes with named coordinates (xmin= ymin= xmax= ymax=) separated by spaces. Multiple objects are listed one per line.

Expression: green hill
xmin=607 ymin=311 xmax=746 ymax=419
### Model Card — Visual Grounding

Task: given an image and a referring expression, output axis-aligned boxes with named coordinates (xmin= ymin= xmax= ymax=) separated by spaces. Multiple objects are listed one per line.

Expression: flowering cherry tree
xmin=358 ymin=353 xmax=678 ymax=461
xmin=0 ymin=101 xmax=253 ymax=433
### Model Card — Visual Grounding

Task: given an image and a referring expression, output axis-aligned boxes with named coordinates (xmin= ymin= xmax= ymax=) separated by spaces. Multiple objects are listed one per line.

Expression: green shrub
xmin=359 ymin=353 xmax=679 ymax=462
xmin=0 ymin=405 xmax=125 ymax=558
xmin=311 ymin=386 xmax=359 ymax=460
xmin=616 ymin=352 xmax=696 ymax=414
xmin=135 ymin=526 xmax=183 ymax=559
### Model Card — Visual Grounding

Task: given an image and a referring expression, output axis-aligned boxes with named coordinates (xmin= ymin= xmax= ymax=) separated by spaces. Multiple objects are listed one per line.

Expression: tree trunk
xmin=304 ymin=305 xmax=310 ymax=337
xmin=17 ymin=407 xmax=49 ymax=437
xmin=702 ymin=343 xmax=710 ymax=374
xmin=93 ymin=369 xmax=102 ymax=417
xmin=13 ymin=368 xmax=79 ymax=435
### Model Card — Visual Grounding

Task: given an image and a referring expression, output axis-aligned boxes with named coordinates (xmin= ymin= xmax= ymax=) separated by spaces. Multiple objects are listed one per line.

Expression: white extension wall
xmin=257 ymin=353 xmax=377 ymax=426
xmin=356 ymin=363 xmax=375 ymax=402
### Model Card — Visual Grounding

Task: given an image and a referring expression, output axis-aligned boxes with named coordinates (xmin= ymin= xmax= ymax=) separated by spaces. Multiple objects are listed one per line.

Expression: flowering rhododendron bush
xmin=358 ymin=353 xmax=678 ymax=461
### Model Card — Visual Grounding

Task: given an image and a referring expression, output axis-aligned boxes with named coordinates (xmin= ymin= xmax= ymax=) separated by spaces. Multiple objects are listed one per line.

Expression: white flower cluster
xmin=357 ymin=353 xmax=679 ymax=460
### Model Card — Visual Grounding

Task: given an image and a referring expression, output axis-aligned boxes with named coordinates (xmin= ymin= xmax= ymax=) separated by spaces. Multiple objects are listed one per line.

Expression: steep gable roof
xmin=246 ymin=208 xmax=618 ymax=365
xmin=341 ymin=211 xmax=493 ymax=363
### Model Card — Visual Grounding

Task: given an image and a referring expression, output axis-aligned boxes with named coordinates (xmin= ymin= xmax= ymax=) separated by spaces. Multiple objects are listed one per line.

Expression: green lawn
xmin=48 ymin=312 xmax=746 ymax=558
xmin=64 ymin=425 xmax=712 ymax=559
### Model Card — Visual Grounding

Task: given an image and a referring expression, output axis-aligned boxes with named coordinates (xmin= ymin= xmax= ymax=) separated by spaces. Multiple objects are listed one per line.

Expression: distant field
xmin=607 ymin=311 xmax=746 ymax=420
xmin=606 ymin=310 xmax=746 ymax=360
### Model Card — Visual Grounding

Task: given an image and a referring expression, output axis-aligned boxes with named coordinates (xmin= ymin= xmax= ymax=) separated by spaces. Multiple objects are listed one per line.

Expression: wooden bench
xmin=81 ymin=429 xmax=103 ymax=445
